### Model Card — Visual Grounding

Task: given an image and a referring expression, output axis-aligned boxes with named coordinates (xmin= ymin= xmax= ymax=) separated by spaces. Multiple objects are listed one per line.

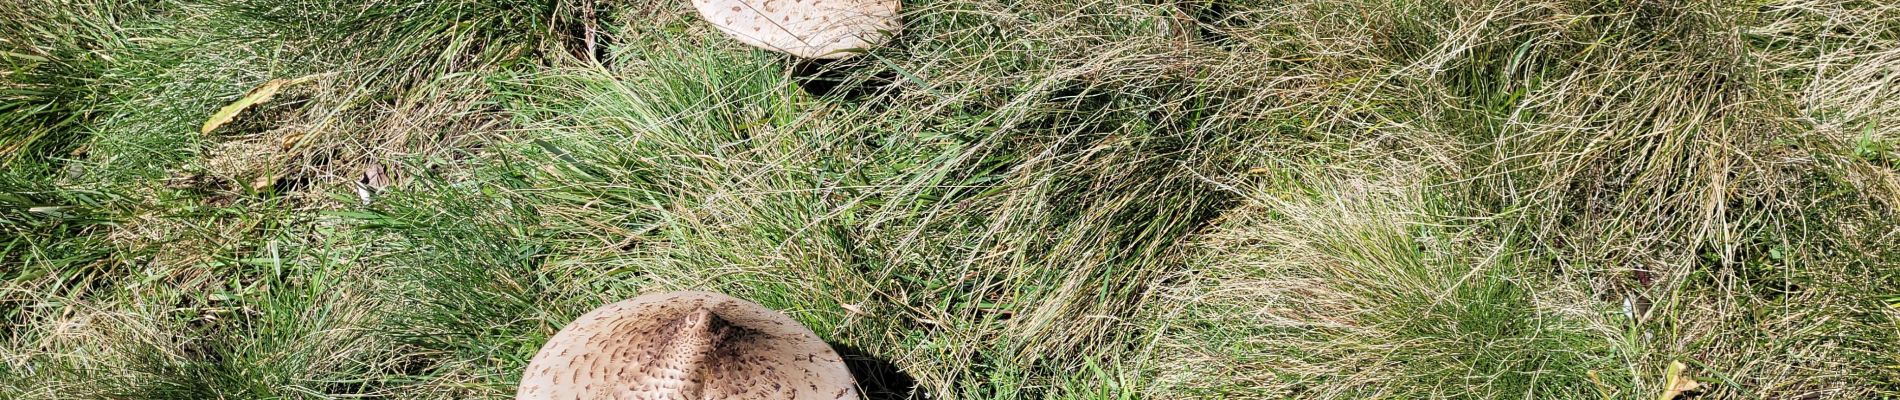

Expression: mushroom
xmin=693 ymin=0 xmax=901 ymax=59
xmin=517 ymin=291 xmax=858 ymax=400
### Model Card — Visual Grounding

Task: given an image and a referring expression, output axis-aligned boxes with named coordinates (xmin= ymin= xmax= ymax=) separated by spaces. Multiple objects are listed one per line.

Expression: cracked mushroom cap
xmin=517 ymin=291 xmax=858 ymax=400
xmin=694 ymin=0 xmax=901 ymax=59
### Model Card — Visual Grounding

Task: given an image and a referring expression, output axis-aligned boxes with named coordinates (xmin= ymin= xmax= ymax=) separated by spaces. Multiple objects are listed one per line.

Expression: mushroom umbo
xmin=517 ymin=291 xmax=858 ymax=400
xmin=693 ymin=0 xmax=900 ymax=59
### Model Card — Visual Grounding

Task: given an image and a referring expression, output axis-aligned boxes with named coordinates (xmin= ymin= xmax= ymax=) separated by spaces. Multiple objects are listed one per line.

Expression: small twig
xmin=583 ymin=0 xmax=599 ymax=65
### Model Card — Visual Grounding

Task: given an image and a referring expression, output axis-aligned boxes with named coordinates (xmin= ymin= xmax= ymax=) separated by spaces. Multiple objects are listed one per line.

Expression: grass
xmin=3 ymin=0 xmax=1898 ymax=399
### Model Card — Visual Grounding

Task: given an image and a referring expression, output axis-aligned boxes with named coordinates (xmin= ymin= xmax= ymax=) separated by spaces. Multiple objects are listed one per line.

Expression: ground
xmin=3 ymin=0 xmax=1898 ymax=399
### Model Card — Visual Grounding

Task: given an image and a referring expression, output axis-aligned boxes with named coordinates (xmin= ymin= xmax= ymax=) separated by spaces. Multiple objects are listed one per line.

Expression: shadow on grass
xmin=831 ymin=342 xmax=918 ymax=400
xmin=791 ymin=58 xmax=897 ymax=99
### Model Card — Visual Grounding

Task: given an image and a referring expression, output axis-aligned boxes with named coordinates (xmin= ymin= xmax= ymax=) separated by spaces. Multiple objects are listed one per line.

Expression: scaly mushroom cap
xmin=517 ymin=291 xmax=857 ymax=400
xmin=694 ymin=0 xmax=900 ymax=59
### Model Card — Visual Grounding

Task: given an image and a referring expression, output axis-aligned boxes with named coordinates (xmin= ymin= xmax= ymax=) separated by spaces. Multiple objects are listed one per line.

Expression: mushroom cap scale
xmin=694 ymin=0 xmax=900 ymax=59
xmin=517 ymin=291 xmax=857 ymax=400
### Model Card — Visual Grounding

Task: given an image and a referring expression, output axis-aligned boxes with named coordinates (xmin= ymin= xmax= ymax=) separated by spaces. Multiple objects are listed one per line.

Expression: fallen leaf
xmin=1587 ymin=370 xmax=1616 ymax=400
xmin=840 ymin=303 xmax=865 ymax=315
xmin=278 ymin=130 xmax=305 ymax=150
xmin=200 ymin=74 xmax=325 ymax=134
xmin=250 ymin=172 xmax=281 ymax=191
xmin=201 ymin=80 xmax=287 ymax=134
xmin=363 ymin=163 xmax=390 ymax=190
xmin=1658 ymin=361 xmax=1703 ymax=400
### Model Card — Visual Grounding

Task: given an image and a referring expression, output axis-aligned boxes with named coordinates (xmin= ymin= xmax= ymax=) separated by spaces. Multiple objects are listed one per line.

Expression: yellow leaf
xmin=200 ymin=74 xmax=324 ymax=134
xmin=201 ymin=79 xmax=286 ymax=134
xmin=1588 ymin=370 xmax=1616 ymax=400
xmin=1658 ymin=361 xmax=1702 ymax=400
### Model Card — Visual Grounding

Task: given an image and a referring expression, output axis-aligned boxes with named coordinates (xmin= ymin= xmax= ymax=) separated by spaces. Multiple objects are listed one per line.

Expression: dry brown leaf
xmin=363 ymin=163 xmax=390 ymax=190
xmin=1658 ymin=361 xmax=1702 ymax=400
xmin=277 ymin=130 xmax=305 ymax=150
xmin=250 ymin=172 xmax=282 ymax=191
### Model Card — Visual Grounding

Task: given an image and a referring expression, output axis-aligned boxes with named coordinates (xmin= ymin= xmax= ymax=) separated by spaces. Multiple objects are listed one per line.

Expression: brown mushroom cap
xmin=517 ymin=291 xmax=857 ymax=399
xmin=693 ymin=0 xmax=900 ymax=59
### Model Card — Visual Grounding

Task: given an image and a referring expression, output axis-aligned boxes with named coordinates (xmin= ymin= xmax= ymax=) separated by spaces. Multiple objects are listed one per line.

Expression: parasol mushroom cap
xmin=517 ymin=291 xmax=857 ymax=400
xmin=693 ymin=0 xmax=901 ymax=59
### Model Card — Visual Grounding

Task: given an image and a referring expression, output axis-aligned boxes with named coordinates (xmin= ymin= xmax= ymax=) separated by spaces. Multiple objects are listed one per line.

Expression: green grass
xmin=4 ymin=0 xmax=1898 ymax=399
